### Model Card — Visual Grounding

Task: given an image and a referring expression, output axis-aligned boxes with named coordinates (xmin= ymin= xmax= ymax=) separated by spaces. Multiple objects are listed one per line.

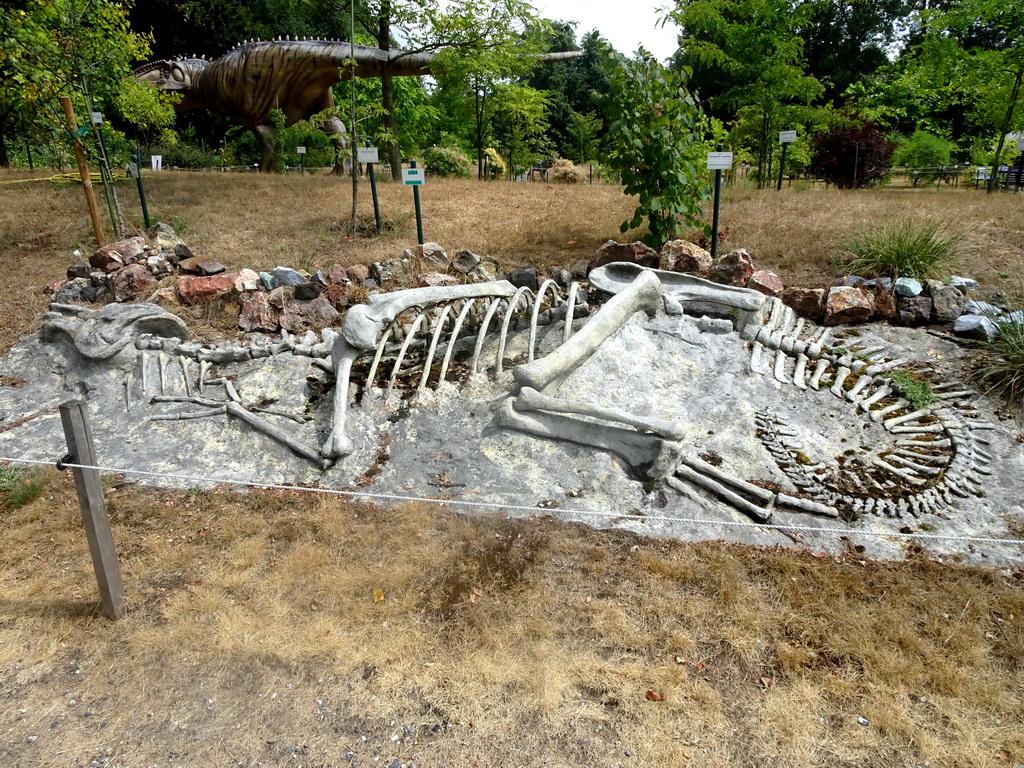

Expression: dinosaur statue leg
xmin=252 ymin=124 xmax=276 ymax=173
xmin=323 ymin=116 xmax=352 ymax=176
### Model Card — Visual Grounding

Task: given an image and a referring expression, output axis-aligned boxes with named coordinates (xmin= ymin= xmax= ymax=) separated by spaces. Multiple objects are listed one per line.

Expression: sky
xmin=531 ymin=0 xmax=681 ymax=61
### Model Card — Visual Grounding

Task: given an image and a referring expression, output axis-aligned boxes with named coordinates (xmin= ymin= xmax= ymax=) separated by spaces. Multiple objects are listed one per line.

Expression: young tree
xmin=810 ymin=116 xmax=897 ymax=188
xmin=668 ymin=0 xmax=824 ymax=187
xmin=600 ymin=45 xmax=708 ymax=248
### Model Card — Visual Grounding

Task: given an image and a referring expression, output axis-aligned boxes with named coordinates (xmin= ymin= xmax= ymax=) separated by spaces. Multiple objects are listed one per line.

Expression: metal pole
xmin=20 ymin=109 xmax=33 ymax=170
xmin=711 ymin=143 xmax=724 ymax=262
xmin=132 ymin=143 xmax=151 ymax=229
xmin=367 ymin=140 xmax=381 ymax=234
xmin=776 ymin=137 xmax=788 ymax=191
xmin=411 ymin=159 xmax=424 ymax=244
xmin=61 ymin=97 xmax=105 ymax=246
xmin=59 ymin=400 xmax=125 ymax=620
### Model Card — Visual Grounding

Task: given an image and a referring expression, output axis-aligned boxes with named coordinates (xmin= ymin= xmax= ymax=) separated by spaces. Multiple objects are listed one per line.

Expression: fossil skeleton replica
xmin=38 ymin=265 xmax=992 ymax=528
xmin=134 ymin=40 xmax=582 ymax=173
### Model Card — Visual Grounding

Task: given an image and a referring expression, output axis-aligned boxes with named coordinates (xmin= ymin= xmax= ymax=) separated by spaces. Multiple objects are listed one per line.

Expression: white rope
xmin=2 ymin=455 xmax=1023 ymax=549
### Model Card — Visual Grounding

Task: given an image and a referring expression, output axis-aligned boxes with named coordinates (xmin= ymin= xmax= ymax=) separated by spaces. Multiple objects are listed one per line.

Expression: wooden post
xmin=61 ymin=97 xmax=106 ymax=247
xmin=59 ymin=400 xmax=124 ymax=620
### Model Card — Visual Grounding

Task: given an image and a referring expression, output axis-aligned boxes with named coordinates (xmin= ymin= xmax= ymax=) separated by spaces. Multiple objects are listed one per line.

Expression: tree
xmin=0 ymin=0 xmax=157 ymax=168
xmin=668 ymin=0 xmax=824 ymax=187
xmin=893 ymin=129 xmax=953 ymax=185
xmin=810 ymin=116 xmax=897 ymax=188
xmin=599 ymin=45 xmax=708 ymax=248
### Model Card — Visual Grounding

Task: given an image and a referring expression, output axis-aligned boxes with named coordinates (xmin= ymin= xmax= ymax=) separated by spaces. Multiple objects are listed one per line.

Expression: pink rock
xmin=176 ymin=274 xmax=237 ymax=304
xmin=113 ymin=263 xmax=157 ymax=302
xmin=238 ymin=291 xmax=278 ymax=332
xmin=43 ymin=278 xmax=69 ymax=295
xmin=587 ymin=240 xmax=659 ymax=275
xmin=346 ymin=264 xmax=370 ymax=283
xmin=90 ymin=236 xmax=144 ymax=269
xmin=329 ymin=264 xmax=349 ymax=284
xmin=747 ymin=269 xmax=784 ymax=297
xmin=709 ymin=249 xmax=753 ymax=287
xmin=416 ymin=272 xmax=460 ymax=288
xmin=659 ymin=239 xmax=712 ymax=276
xmin=781 ymin=287 xmax=826 ymax=321
xmin=823 ymin=286 xmax=873 ymax=326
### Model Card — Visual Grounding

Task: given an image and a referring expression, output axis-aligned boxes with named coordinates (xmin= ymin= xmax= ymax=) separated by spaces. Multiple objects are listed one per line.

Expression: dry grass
xmin=3 ymin=169 xmax=1024 ymax=766
xmin=0 ymin=472 xmax=1022 ymax=767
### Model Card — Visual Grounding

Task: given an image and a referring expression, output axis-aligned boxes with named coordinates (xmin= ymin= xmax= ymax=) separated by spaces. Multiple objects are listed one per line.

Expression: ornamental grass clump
xmin=975 ymin=315 xmax=1024 ymax=403
xmin=839 ymin=219 xmax=961 ymax=279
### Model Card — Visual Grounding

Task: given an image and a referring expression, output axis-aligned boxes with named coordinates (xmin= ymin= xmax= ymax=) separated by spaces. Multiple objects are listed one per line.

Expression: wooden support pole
xmin=61 ymin=97 xmax=106 ymax=247
xmin=59 ymin=400 xmax=124 ymax=620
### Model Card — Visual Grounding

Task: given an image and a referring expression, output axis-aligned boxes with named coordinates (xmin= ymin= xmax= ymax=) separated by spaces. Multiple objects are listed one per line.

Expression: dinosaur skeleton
xmin=39 ymin=265 xmax=991 ymax=528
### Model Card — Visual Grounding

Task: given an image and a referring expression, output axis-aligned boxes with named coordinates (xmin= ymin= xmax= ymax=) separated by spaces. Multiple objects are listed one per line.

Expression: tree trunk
xmin=987 ymin=67 xmax=1022 ymax=194
xmin=0 ymin=127 xmax=9 ymax=169
xmin=377 ymin=0 xmax=402 ymax=181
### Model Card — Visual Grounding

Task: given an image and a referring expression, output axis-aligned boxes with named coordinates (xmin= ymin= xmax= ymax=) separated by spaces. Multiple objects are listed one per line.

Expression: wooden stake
xmin=61 ymin=97 xmax=105 ymax=247
xmin=59 ymin=400 xmax=124 ymax=620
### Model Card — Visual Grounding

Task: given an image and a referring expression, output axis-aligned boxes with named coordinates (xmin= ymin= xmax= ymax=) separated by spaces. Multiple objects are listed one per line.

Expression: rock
xmin=834 ymin=275 xmax=865 ymax=287
xmin=280 ymin=295 xmax=340 ymax=333
xmin=234 ymin=268 xmax=261 ymax=292
xmin=172 ymin=243 xmax=194 ymax=263
xmin=271 ymin=266 xmax=305 ymax=288
xmin=294 ymin=282 xmax=323 ymax=300
xmin=859 ymin=281 xmax=898 ymax=321
xmin=780 ymin=287 xmax=825 ymax=321
xmin=268 ymin=286 xmax=292 ymax=310
xmin=370 ymin=258 xmax=412 ymax=286
xmin=466 ymin=258 xmax=500 ymax=284
xmin=452 ymin=250 xmax=481 ymax=274
xmin=508 ymin=265 xmax=539 ymax=291
xmin=416 ymin=272 xmax=460 ymax=288
xmin=965 ymin=288 xmax=1011 ymax=313
xmin=709 ymin=249 xmax=754 ymax=287
xmin=416 ymin=242 xmax=448 ymax=268
xmin=952 ymin=314 xmax=998 ymax=341
xmin=328 ymin=264 xmax=349 ymax=284
xmin=178 ymin=257 xmax=226 ymax=276
xmin=861 ymin=277 xmax=892 ymax=291
xmin=361 ymin=278 xmax=378 ymax=290
xmin=897 ymin=295 xmax=933 ymax=326
xmin=923 ymin=280 xmax=965 ymax=323
xmin=259 ymin=271 xmax=275 ymax=291
xmin=587 ymin=240 xmax=659 ymax=274
xmin=894 ymin=277 xmax=922 ymax=297
xmin=823 ymin=286 xmax=873 ymax=326
xmin=311 ymin=269 xmax=328 ymax=287
xmin=147 ymin=222 xmax=183 ymax=250
xmin=346 ymin=264 xmax=370 ymax=283
xmin=112 ymin=263 xmax=157 ymax=302
xmin=548 ymin=266 xmax=572 ymax=288
xmin=238 ymin=291 xmax=278 ymax=333
xmin=176 ymin=274 xmax=237 ymax=304
xmin=146 ymin=254 xmax=173 ymax=277
xmin=67 ymin=261 xmax=91 ymax=279
xmin=90 ymin=236 xmax=145 ymax=271
xmin=44 ymin=278 xmax=68 ymax=295
xmin=659 ymin=240 xmax=711 ymax=276
xmin=1000 ymin=309 xmax=1024 ymax=326
xmin=964 ymin=300 xmax=1001 ymax=316
xmin=747 ymin=269 xmax=784 ymax=297
xmin=949 ymin=275 xmax=979 ymax=293
xmin=89 ymin=248 xmax=123 ymax=272
xmin=569 ymin=259 xmax=588 ymax=280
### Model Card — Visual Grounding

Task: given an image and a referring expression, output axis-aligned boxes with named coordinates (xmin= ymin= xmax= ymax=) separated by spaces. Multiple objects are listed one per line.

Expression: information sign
xmin=90 ymin=112 xmax=103 ymax=125
xmin=706 ymin=152 xmax=734 ymax=170
xmin=357 ymin=146 xmax=379 ymax=164
xmin=779 ymin=130 xmax=797 ymax=143
xmin=1017 ymin=138 xmax=1024 ymax=151
xmin=296 ymin=146 xmax=306 ymax=154
xmin=402 ymin=167 xmax=425 ymax=185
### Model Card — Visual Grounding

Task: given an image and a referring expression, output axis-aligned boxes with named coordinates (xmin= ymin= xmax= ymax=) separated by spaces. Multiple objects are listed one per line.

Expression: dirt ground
xmin=1 ymin=169 xmax=1023 ymax=767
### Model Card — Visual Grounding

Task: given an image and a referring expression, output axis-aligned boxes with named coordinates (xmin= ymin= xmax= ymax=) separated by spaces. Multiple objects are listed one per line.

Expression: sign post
xmin=707 ymin=144 xmax=732 ymax=262
xmin=403 ymin=160 xmax=425 ymax=244
xmin=131 ymin=141 xmax=151 ymax=229
xmin=359 ymin=144 xmax=382 ymax=234
xmin=296 ymin=145 xmax=306 ymax=175
xmin=61 ymin=97 xmax=105 ymax=247
xmin=1016 ymin=138 xmax=1024 ymax=193
xmin=777 ymin=129 xmax=796 ymax=191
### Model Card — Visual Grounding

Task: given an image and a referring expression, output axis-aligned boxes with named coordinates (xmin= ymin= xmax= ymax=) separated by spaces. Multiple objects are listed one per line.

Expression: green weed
xmin=0 ymin=465 xmax=47 ymax=510
xmin=839 ymin=219 xmax=961 ymax=279
xmin=888 ymin=369 xmax=938 ymax=410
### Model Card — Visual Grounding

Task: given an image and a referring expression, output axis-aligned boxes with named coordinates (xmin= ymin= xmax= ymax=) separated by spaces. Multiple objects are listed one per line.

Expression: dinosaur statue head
xmin=134 ymin=57 xmax=209 ymax=91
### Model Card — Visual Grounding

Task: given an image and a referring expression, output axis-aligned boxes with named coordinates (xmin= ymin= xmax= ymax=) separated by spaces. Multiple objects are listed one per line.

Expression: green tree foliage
xmin=893 ymin=129 xmax=953 ymax=185
xmin=600 ymin=46 xmax=708 ymax=248
xmin=0 ymin=0 xmax=158 ymax=167
xmin=810 ymin=116 xmax=897 ymax=188
xmin=668 ymin=0 xmax=824 ymax=187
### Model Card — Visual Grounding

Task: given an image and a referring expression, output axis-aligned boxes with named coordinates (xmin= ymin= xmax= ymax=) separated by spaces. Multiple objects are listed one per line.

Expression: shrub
xmin=976 ymin=312 xmax=1024 ymax=403
xmin=547 ymin=158 xmax=586 ymax=184
xmin=483 ymin=147 xmax=507 ymax=179
xmin=419 ymin=146 xmax=473 ymax=178
xmin=810 ymin=118 xmax=897 ymax=189
xmin=894 ymin=130 xmax=954 ymax=186
xmin=838 ymin=219 xmax=960 ymax=279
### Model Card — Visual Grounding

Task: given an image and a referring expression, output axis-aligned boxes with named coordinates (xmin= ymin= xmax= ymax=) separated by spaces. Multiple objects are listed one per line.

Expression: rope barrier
xmin=2 ymin=455 xmax=1022 ymax=549
xmin=0 ymin=172 xmax=105 ymax=185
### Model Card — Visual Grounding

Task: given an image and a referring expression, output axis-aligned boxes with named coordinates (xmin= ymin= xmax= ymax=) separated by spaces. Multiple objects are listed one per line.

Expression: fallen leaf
xmin=373 ymin=589 xmax=384 ymax=603
xmin=310 ymin=599 xmax=321 ymax=612
xmin=646 ymin=690 xmax=663 ymax=701
xmin=760 ymin=675 xmax=773 ymax=689
xmin=566 ymin=240 xmax=578 ymax=245
xmin=674 ymin=656 xmax=688 ymax=665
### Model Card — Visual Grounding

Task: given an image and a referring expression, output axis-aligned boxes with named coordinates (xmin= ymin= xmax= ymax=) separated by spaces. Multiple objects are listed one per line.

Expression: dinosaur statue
xmin=135 ymin=39 xmax=582 ymax=173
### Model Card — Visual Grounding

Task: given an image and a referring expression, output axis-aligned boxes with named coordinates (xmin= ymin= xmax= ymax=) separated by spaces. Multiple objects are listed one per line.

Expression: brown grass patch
xmin=0 ymin=471 xmax=1022 ymax=767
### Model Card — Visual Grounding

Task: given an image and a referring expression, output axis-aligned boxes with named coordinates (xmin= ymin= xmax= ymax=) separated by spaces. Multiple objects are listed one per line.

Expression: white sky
xmin=531 ymin=0 xmax=681 ymax=61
